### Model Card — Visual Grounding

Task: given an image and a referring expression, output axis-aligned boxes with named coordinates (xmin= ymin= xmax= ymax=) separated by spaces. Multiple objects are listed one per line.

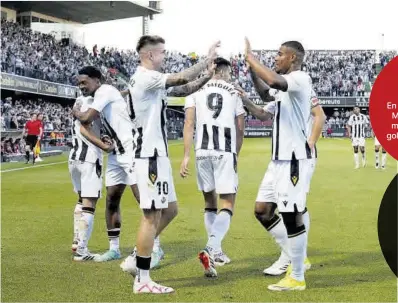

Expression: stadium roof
xmin=1 ymin=1 xmax=161 ymax=24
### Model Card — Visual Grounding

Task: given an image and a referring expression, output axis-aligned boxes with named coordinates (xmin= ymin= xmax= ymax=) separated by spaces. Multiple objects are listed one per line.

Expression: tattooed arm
xmin=168 ymin=64 xmax=216 ymax=97
xmin=165 ymin=41 xmax=220 ymax=88
xmin=234 ymin=85 xmax=273 ymax=122
xmin=165 ymin=60 xmax=209 ymax=88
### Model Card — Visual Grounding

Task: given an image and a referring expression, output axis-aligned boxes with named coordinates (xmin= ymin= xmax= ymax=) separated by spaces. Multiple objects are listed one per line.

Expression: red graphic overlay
xmin=369 ymin=57 xmax=398 ymax=160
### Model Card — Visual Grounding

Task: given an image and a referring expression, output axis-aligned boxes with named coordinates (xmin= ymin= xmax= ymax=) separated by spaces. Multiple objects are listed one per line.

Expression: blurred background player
xmin=346 ymin=107 xmax=369 ymax=169
xmin=34 ymin=113 xmax=44 ymax=162
xmin=69 ymin=93 xmax=114 ymax=261
xmin=374 ymin=135 xmax=387 ymax=169
xmin=181 ymin=57 xmax=245 ymax=278
xmin=22 ymin=113 xmax=42 ymax=165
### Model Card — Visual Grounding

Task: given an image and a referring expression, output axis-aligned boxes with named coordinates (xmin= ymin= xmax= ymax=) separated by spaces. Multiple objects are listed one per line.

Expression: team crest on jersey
xmin=161 ymin=197 xmax=166 ymax=204
xmin=149 ymin=173 xmax=157 ymax=184
xmin=291 ymin=175 xmax=299 ymax=186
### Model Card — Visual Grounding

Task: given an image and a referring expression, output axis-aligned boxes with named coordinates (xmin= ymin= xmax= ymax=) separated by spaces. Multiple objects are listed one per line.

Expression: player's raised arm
xmin=249 ymin=66 xmax=275 ymax=103
xmin=180 ymin=95 xmax=196 ymax=178
xmin=245 ymin=37 xmax=289 ymax=91
xmin=235 ymin=84 xmax=273 ymax=121
xmin=235 ymin=96 xmax=245 ymax=156
xmin=80 ymin=124 xmax=114 ymax=153
xmin=308 ymin=96 xmax=326 ymax=149
xmin=168 ymin=64 xmax=216 ymax=97
xmin=165 ymin=41 xmax=220 ymax=88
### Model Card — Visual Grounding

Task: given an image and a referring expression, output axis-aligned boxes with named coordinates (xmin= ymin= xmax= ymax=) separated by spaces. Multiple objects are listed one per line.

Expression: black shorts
xmin=26 ymin=135 xmax=38 ymax=149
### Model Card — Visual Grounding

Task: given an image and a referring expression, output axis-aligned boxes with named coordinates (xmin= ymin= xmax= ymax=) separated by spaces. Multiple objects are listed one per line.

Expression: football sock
xmin=267 ymin=215 xmax=290 ymax=263
xmin=73 ymin=202 xmax=83 ymax=242
xmin=204 ymin=208 xmax=217 ymax=238
xmin=354 ymin=153 xmax=359 ymax=167
xmin=289 ymin=230 xmax=307 ymax=281
xmin=78 ymin=207 xmax=95 ymax=250
xmin=135 ymin=255 xmax=151 ymax=284
xmin=382 ymin=151 xmax=387 ymax=167
xmin=375 ymin=151 xmax=380 ymax=166
xmin=206 ymin=209 xmax=232 ymax=253
xmin=108 ymin=228 xmax=120 ymax=251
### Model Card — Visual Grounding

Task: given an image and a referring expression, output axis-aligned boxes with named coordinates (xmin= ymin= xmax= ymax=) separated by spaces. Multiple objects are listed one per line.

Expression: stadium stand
xmin=2 ymin=20 xmax=396 ymax=96
xmin=1 ymin=18 xmax=397 ymax=161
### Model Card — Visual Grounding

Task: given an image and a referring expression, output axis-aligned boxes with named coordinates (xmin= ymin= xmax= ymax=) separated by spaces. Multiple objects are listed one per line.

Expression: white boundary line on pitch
xmin=1 ymin=142 xmax=185 ymax=174
xmin=1 ymin=161 xmax=68 ymax=173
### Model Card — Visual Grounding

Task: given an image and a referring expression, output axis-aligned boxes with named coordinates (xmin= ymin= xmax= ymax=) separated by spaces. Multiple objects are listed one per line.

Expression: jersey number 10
xmin=156 ymin=181 xmax=169 ymax=196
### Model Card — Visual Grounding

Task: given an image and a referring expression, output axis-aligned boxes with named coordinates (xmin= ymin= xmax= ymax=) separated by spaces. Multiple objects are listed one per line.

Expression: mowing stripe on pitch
xmin=1 ymin=142 xmax=184 ymax=174
xmin=1 ymin=161 xmax=68 ymax=173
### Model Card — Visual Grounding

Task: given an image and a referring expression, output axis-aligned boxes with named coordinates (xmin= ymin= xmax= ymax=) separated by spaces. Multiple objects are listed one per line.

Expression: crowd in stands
xmin=1 ymin=97 xmax=72 ymax=161
xmin=1 ymin=137 xmax=25 ymax=161
xmin=1 ymin=97 xmax=72 ymax=131
xmin=2 ymin=20 xmax=397 ymax=97
xmin=0 ymin=19 xmax=392 ymax=160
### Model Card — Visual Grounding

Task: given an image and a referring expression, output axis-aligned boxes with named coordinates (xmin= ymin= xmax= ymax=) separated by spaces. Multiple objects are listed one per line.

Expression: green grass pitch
xmin=1 ymin=138 xmax=397 ymax=302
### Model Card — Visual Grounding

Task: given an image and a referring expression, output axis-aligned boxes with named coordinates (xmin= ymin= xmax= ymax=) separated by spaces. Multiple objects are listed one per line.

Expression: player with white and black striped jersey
xmin=116 ymin=35 xmax=219 ymax=295
xmin=347 ymin=107 xmax=369 ymax=169
xmin=119 ymin=60 xmax=216 ymax=273
xmin=238 ymin=64 xmax=325 ymax=278
xmin=243 ymin=38 xmax=324 ymax=291
xmin=72 ymin=66 xmax=140 ymax=263
xmin=180 ymin=57 xmax=245 ymax=278
xmin=69 ymin=94 xmax=115 ymax=261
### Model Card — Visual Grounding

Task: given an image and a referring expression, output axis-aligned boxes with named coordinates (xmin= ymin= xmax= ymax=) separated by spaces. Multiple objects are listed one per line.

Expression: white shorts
xmin=374 ymin=137 xmax=380 ymax=146
xmin=352 ymin=137 xmax=365 ymax=147
xmin=69 ymin=160 xmax=103 ymax=198
xmin=195 ymin=149 xmax=238 ymax=194
xmin=105 ymin=153 xmax=136 ymax=187
xmin=135 ymin=156 xmax=177 ymax=210
xmin=306 ymin=158 xmax=317 ymax=193
xmin=255 ymin=158 xmax=312 ymax=212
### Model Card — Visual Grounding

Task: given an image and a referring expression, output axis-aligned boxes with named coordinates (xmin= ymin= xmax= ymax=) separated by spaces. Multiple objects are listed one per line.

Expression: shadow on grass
xmin=150 ymin=239 xmax=396 ymax=292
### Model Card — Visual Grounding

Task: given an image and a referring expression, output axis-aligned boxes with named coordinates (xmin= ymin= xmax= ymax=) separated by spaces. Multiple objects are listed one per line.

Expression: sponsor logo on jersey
xmin=196 ymin=155 xmax=224 ymax=161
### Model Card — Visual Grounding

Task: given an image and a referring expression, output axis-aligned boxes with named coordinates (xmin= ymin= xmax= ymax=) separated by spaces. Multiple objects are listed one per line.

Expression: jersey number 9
xmin=206 ymin=93 xmax=223 ymax=119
